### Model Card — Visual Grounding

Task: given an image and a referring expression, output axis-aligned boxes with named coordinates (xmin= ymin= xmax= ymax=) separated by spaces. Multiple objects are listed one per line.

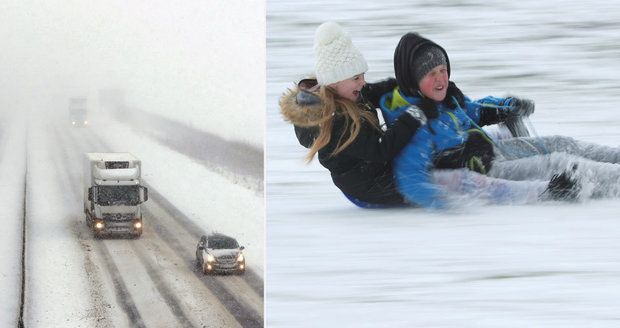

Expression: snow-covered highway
xmin=1 ymin=110 xmax=264 ymax=327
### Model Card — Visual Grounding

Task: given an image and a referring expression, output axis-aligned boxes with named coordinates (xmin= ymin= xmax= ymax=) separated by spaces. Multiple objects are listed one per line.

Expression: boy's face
xmin=329 ymin=73 xmax=366 ymax=102
xmin=418 ymin=65 xmax=448 ymax=102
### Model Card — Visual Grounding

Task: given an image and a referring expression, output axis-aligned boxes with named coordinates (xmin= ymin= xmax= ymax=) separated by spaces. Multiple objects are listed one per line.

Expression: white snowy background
xmin=0 ymin=0 xmax=264 ymax=327
xmin=0 ymin=0 xmax=264 ymax=146
xmin=267 ymin=0 xmax=620 ymax=327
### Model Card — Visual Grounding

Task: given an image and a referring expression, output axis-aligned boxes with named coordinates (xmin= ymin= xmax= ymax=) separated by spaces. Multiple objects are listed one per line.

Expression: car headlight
xmin=207 ymin=254 xmax=215 ymax=262
xmin=237 ymin=253 xmax=245 ymax=262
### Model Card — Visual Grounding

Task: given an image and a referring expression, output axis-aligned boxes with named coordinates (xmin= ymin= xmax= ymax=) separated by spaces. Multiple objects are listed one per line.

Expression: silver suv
xmin=196 ymin=234 xmax=245 ymax=274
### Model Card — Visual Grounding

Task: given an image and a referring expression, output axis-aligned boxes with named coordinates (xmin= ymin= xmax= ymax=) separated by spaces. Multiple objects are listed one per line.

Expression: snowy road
xmin=1 ymin=111 xmax=264 ymax=327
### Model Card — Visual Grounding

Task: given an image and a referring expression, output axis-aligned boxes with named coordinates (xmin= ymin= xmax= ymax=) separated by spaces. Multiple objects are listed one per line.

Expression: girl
xmin=280 ymin=22 xmax=426 ymax=207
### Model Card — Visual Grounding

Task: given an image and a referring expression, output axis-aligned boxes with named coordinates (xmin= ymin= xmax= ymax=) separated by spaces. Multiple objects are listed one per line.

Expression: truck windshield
xmin=97 ymin=185 xmax=140 ymax=206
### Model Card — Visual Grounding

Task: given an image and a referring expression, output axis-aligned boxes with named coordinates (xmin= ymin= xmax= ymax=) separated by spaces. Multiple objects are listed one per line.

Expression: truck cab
xmin=84 ymin=153 xmax=148 ymax=238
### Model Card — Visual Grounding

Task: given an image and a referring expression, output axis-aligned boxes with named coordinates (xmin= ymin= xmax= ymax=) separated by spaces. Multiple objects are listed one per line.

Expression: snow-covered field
xmin=267 ymin=0 xmax=620 ymax=326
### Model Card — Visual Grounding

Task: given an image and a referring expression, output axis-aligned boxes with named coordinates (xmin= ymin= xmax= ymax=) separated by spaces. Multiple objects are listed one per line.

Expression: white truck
xmin=84 ymin=153 xmax=148 ymax=238
xmin=69 ymin=97 xmax=88 ymax=127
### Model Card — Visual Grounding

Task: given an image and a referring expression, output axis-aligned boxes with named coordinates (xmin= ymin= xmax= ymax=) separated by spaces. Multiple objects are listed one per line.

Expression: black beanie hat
xmin=394 ymin=33 xmax=450 ymax=98
xmin=413 ymin=45 xmax=447 ymax=83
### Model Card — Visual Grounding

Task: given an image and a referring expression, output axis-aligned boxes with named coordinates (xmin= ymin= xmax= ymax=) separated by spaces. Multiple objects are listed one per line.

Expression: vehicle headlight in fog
xmin=207 ymin=254 xmax=215 ymax=263
xmin=84 ymin=121 xmax=88 ymax=125
xmin=72 ymin=121 xmax=76 ymax=125
xmin=237 ymin=253 xmax=245 ymax=262
xmin=95 ymin=222 xmax=104 ymax=229
xmin=134 ymin=222 xmax=142 ymax=229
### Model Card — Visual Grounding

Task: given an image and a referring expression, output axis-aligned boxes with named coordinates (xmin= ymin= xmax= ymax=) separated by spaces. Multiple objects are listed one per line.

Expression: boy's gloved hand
xmin=543 ymin=164 xmax=581 ymax=201
xmin=507 ymin=96 xmax=535 ymax=117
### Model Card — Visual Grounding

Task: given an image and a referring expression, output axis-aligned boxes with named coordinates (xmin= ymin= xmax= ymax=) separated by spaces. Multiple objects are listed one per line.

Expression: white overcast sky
xmin=0 ymin=0 xmax=265 ymax=146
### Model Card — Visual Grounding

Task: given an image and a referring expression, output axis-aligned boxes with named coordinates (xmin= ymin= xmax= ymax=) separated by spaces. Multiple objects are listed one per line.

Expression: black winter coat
xmin=280 ymin=79 xmax=420 ymax=205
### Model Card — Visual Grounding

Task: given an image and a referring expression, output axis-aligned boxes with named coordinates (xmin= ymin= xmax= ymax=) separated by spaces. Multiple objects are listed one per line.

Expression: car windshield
xmin=208 ymin=237 xmax=239 ymax=249
xmin=97 ymin=185 xmax=140 ymax=206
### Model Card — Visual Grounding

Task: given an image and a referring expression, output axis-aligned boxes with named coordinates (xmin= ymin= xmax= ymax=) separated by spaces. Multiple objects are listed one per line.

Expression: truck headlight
xmin=237 ymin=253 xmax=245 ymax=262
xmin=95 ymin=221 xmax=104 ymax=230
xmin=207 ymin=254 xmax=215 ymax=263
xmin=134 ymin=221 xmax=142 ymax=229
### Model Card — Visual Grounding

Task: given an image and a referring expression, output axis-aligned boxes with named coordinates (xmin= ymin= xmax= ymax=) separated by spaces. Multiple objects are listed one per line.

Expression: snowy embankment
xmin=0 ymin=115 xmax=26 ymax=327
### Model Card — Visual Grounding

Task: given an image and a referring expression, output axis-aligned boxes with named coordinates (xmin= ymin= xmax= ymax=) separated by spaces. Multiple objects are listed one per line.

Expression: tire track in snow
xmin=18 ymin=139 xmax=27 ymax=328
xmin=56 ymin=126 xmax=146 ymax=327
xmin=129 ymin=241 xmax=195 ymax=328
xmin=94 ymin=243 xmax=147 ymax=328
xmin=54 ymin=124 xmax=115 ymax=327
xmin=0 ymin=121 xmax=27 ymax=328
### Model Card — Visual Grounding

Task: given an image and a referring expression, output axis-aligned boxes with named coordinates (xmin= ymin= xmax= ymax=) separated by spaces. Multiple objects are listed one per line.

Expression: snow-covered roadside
xmin=23 ymin=115 xmax=94 ymax=327
xmin=88 ymin=116 xmax=265 ymax=277
xmin=0 ymin=115 xmax=26 ymax=327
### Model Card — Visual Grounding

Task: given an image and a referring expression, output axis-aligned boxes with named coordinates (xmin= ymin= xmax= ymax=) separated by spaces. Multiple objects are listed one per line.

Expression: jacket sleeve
xmin=334 ymin=110 xmax=421 ymax=162
xmin=294 ymin=125 xmax=319 ymax=149
xmin=392 ymin=126 xmax=446 ymax=208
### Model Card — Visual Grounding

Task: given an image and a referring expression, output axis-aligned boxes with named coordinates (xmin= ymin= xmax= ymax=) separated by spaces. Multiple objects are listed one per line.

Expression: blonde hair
xmin=306 ymin=86 xmax=381 ymax=162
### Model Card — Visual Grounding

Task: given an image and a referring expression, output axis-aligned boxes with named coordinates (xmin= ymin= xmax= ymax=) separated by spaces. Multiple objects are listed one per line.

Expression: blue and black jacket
xmin=379 ymin=87 xmax=514 ymax=208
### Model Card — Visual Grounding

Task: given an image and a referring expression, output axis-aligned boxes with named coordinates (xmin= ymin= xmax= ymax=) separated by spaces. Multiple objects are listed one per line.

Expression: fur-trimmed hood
xmin=279 ymin=78 xmax=325 ymax=127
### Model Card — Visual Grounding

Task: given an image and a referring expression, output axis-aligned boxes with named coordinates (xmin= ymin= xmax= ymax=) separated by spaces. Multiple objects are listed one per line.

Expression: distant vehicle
xmin=196 ymin=234 xmax=246 ymax=274
xmin=69 ymin=98 xmax=88 ymax=127
xmin=84 ymin=153 xmax=148 ymax=238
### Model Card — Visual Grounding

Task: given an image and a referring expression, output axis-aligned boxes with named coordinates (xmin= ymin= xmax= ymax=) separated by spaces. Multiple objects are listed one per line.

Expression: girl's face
xmin=329 ymin=73 xmax=366 ymax=102
xmin=418 ymin=65 xmax=449 ymax=102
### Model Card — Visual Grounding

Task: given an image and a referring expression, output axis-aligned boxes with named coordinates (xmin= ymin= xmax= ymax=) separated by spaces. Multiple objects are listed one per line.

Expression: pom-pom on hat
xmin=313 ymin=22 xmax=368 ymax=86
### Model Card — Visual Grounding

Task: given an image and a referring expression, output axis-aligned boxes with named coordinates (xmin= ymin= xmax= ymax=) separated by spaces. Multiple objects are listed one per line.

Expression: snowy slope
xmin=267 ymin=0 xmax=620 ymax=326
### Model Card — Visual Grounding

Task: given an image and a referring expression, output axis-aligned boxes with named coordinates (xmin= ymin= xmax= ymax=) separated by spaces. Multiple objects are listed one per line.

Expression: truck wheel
xmin=202 ymin=264 xmax=210 ymax=275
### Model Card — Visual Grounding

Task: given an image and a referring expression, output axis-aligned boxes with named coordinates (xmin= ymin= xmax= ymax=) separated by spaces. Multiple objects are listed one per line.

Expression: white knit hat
xmin=313 ymin=22 xmax=368 ymax=86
